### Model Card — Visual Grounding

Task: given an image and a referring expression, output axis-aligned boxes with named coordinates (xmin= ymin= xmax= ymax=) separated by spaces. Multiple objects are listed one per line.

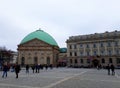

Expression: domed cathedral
xmin=17 ymin=29 xmax=59 ymax=66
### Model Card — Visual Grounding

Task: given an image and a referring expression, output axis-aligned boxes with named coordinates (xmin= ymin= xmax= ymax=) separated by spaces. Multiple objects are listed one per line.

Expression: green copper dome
xmin=20 ymin=29 xmax=58 ymax=46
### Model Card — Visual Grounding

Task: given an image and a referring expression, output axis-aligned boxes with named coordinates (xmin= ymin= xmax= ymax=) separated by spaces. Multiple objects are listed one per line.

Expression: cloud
xmin=0 ymin=0 xmax=120 ymax=51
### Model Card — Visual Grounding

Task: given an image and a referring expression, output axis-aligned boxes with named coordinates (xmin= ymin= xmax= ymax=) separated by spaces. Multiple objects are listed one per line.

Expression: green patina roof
xmin=20 ymin=29 xmax=58 ymax=46
xmin=59 ymin=48 xmax=67 ymax=53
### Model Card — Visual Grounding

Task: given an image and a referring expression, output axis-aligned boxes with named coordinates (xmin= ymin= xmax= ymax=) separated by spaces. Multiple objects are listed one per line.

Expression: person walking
xmin=31 ymin=64 xmax=35 ymax=73
xmin=2 ymin=64 xmax=8 ymax=78
xmin=15 ymin=63 xmax=21 ymax=78
xmin=111 ymin=64 xmax=115 ymax=75
xmin=26 ymin=64 xmax=29 ymax=74
xmin=106 ymin=64 xmax=110 ymax=75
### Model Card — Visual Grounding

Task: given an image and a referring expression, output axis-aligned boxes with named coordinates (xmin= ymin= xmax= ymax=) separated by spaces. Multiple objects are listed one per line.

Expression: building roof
xmin=20 ymin=29 xmax=58 ymax=46
xmin=59 ymin=48 xmax=67 ymax=53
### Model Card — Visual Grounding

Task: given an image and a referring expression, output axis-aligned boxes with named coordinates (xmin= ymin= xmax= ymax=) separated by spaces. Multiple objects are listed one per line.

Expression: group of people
xmin=1 ymin=62 xmax=116 ymax=79
xmin=26 ymin=64 xmax=53 ymax=74
xmin=2 ymin=62 xmax=21 ymax=78
xmin=106 ymin=64 xmax=115 ymax=75
xmin=2 ymin=63 xmax=53 ymax=78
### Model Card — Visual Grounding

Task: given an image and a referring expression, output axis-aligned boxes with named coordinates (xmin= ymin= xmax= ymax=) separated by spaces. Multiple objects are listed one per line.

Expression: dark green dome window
xmin=20 ymin=29 xmax=58 ymax=46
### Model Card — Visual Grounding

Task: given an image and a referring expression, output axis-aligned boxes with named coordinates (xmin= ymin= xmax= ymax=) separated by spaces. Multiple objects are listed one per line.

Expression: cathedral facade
xmin=17 ymin=29 xmax=59 ymax=66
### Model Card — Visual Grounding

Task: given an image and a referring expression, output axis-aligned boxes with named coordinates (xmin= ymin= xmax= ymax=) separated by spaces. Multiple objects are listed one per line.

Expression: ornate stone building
xmin=58 ymin=48 xmax=67 ymax=67
xmin=66 ymin=30 xmax=120 ymax=68
xmin=17 ymin=29 xmax=59 ymax=66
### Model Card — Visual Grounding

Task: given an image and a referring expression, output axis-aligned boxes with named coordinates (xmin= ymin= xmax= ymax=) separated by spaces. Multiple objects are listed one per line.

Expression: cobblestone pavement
xmin=0 ymin=68 xmax=120 ymax=88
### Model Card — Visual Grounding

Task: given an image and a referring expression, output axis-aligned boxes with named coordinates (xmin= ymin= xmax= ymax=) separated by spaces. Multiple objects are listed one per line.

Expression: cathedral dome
xmin=20 ymin=29 xmax=58 ymax=46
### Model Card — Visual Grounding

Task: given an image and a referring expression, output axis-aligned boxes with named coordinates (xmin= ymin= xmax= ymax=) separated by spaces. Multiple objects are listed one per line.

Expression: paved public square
xmin=0 ymin=67 xmax=120 ymax=88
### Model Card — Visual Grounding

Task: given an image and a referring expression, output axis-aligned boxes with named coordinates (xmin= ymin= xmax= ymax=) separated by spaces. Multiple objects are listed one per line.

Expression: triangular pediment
xmin=19 ymin=38 xmax=52 ymax=47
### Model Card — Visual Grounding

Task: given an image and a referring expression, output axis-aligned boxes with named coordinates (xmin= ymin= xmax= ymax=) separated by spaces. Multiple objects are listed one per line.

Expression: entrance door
xmin=47 ymin=57 xmax=50 ymax=65
xmin=21 ymin=57 xmax=25 ymax=66
xmin=92 ymin=59 xmax=99 ymax=67
xmin=34 ymin=57 xmax=38 ymax=64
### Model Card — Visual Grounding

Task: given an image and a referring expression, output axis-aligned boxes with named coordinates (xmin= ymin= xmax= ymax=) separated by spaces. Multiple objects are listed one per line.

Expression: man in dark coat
xmin=15 ymin=63 xmax=20 ymax=78
xmin=106 ymin=64 xmax=110 ymax=75
xmin=26 ymin=64 xmax=29 ymax=74
xmin=111 ymin=64 xmax=115 ymax=75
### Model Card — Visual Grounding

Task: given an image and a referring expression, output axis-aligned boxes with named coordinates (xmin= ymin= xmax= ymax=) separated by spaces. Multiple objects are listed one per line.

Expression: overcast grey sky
xmin=0 ymin=0 xmax=120 ymax=51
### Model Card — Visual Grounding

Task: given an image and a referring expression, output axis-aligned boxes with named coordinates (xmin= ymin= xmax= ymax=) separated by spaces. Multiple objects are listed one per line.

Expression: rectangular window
xmin=70 ymin=59 xmax=72 ymax=64
xmin=109 ymin=58 xmax=112 ymax=63
xmin=101 ymin=58 xmax=105 ymax=63
xmin=116 ymin=50 xmax=119 ymax=55
xmin=80 ymin=44 xmax=83 ymax=48
xmin=93 ymin=44 xmax=96 ymax=48
xmin=69 ymin=45 xmax=72 ymax=49
xmin=86 ymin=44 xmax=89 ymax=48
xmin=75 ymin=59 xmax=77 ymax=64
xmin=80 ymin=52 xmax=83 ymax=56
xmin=74 ymin=45 xmax=77 ymax=49
xmin=116 ymin=58 xmax=120 ymax=64
xmin=81 ymin=59 xmax=83 ymax=63
xmin=108 ymin=42 xmax=111 ymax=47
xmin=87 ymin=59 xmax=90 ymax=63
xmin=101 ymin=51 xmax=104 ymax=55
xmin=87 ymin=52 xmax=89 ymax=56
xmin=100 ymin=43 xmax=104 ymax=47
xmin=94 ymin=51 xmax=97 ymax=56
xmin=115 ymin=42 xmax=118 ymax=46
xmin=70 ymin=52 xmax=72 ymax=56
xmin=74 ymin=52 xmax=77 ymax=56
xmin=108 ymin=50 xmax=112 ymax=56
